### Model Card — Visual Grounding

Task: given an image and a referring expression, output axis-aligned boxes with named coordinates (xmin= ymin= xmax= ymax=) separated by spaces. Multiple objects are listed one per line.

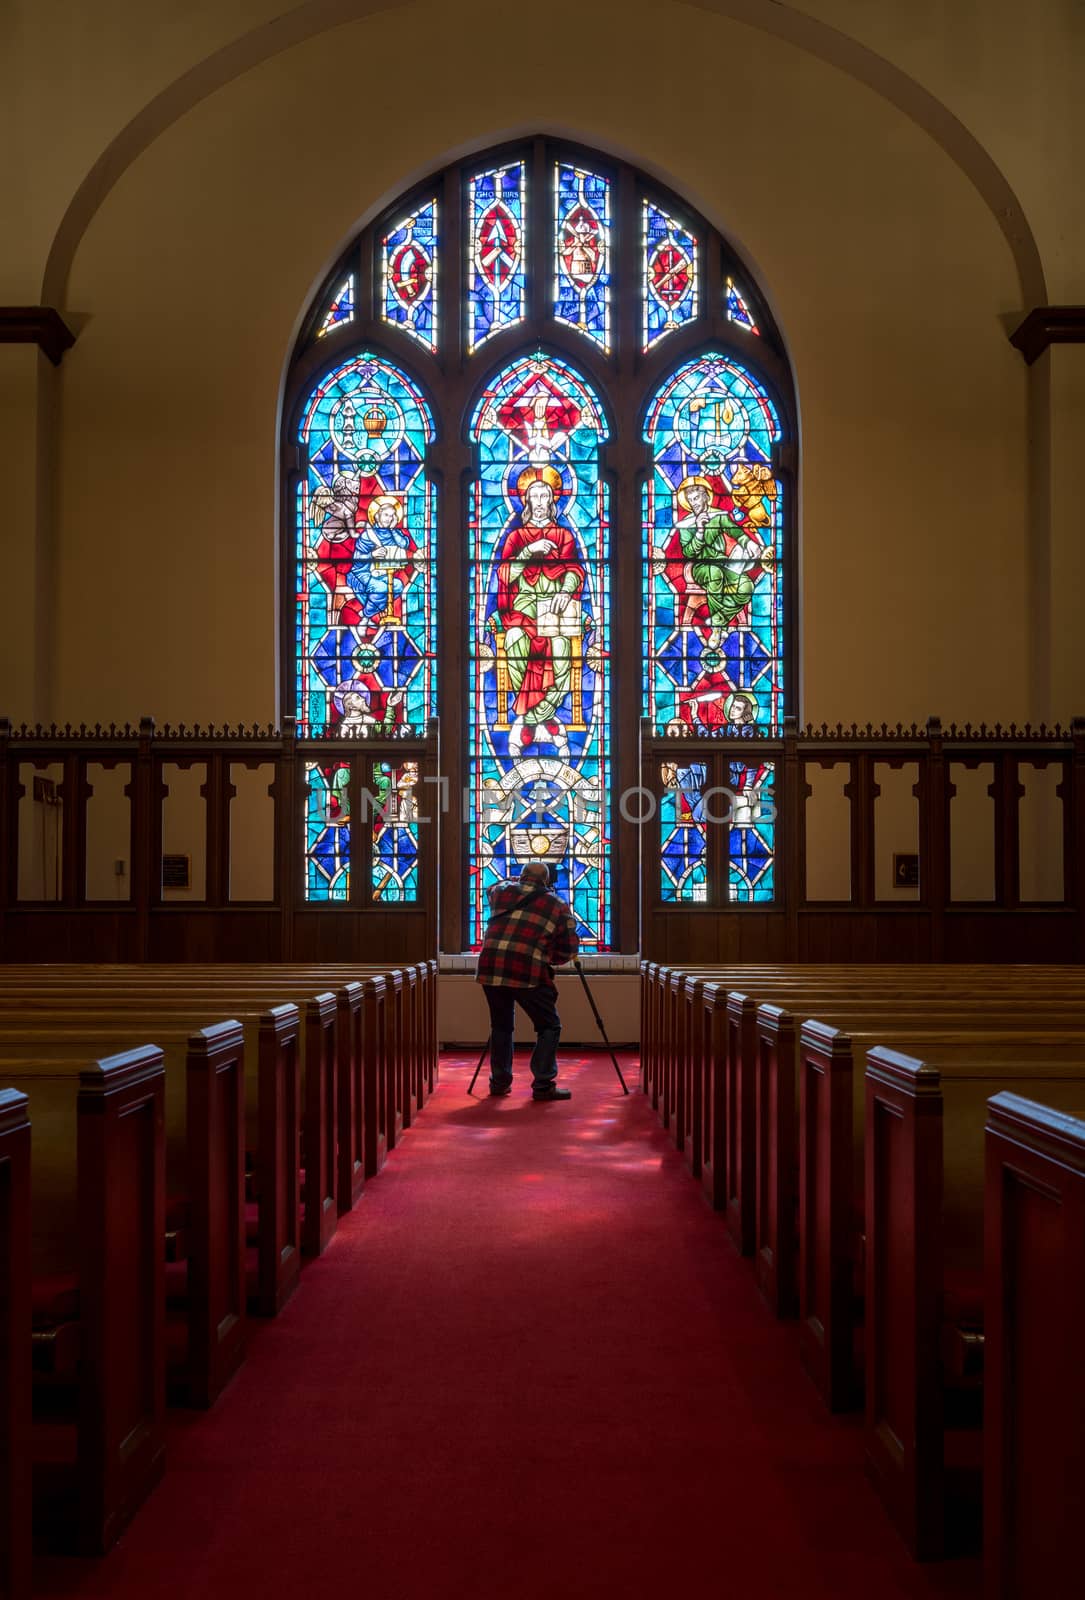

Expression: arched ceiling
xmin=40 ymin=0 xmax=1045 ymax=309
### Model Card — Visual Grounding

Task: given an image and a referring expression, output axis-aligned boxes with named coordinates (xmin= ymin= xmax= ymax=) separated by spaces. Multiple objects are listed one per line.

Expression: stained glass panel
xmin=317 ymin=276 xmax=354 ymax=338
xmin=468 ymin=354 xmax=611 ymax=948
xmin=659 ymin=761 xmax=708 ymax=903
xmin=467 ymin=162 xmax=526 ymax=352
xmin=554 ymin=163 xmax=611 ymax=351
xmin=729 ymin=758 xmax=775 ymax=901
xmin=296 ymin=354 xmax=436 ymax=791
xmin=643 ymin=355 xmax=783 ymax=903
xmin=305 ymin=760 xmax=350 ymax=900
xmin=371 ymin=760 xmax=420 ymax=902
xmin=726 ymin=277 xmax=759 ymax=334
xmin=643 ymin=201 xmax=698 ymax=349
xmin=381 ymin=201 xmax=438 ymax=351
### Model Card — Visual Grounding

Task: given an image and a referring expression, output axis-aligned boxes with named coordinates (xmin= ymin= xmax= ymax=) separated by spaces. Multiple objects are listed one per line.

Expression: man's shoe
xmin=489 ymin=1083 xmax=512 ymax=1097
xmin=532 ymin=1087 xmax=572 ymax=1101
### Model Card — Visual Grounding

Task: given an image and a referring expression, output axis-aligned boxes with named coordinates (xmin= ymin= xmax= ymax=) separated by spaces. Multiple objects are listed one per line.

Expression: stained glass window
xmin=371 ymin=761 xmax=420 ymax=902
xmin=318 ymin=277 xmax=354 ymax=337
xmin=305 ymin=761 xmax=351 ymax=900
xmin=467 ymin=162 xmax=526 ymax=351
xmin=381 ymin=202 xmax=438 ymax=351
xmin=643 ymin=201 xmax=697 ymax=349
xmin=726 ymin=277 xmax=759 ymax=334
xmin=659 ymin=761 xmax=708 ymax=903
xmin=296 ymin=354 xmax=435 ymax=901
xmin=554 ymin=163 xmax=611 ymax=351
xmin=291 ymin=147 xmax=793 ymax=940
xmin=643 ymin=355 xmax=783 ymax=903
xmin=468 ymin=354 xmax=611 ymax=948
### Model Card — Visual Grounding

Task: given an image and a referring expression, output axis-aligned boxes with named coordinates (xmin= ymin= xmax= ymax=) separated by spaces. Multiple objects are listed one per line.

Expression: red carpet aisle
xmin=36 ymin=1051 xmax=979 ymax=1600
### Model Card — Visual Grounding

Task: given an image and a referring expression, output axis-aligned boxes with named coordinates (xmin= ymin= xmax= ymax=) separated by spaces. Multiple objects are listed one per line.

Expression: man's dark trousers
xmin=483 ymin=984 xmax=561 ymax=1093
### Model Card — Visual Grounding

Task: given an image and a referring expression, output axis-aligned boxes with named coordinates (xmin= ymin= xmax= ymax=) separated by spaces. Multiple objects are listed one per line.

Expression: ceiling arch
xmin=40 ymin=0 xmax=1046 ymax=310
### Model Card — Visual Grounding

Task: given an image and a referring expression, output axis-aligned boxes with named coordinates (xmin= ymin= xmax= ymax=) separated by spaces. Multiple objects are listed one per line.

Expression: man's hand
xmin=551 ymin=592 xmax=572 ymax=616
xmin=527 ymin=537 xmax=557 ymax=556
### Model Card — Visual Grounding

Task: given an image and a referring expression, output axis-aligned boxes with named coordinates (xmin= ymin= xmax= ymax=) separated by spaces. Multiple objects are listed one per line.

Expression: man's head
xmin=524 ymin=480 xmax=555 ymax=526
xmin=520 ymin=861 xmax=552 ymax=888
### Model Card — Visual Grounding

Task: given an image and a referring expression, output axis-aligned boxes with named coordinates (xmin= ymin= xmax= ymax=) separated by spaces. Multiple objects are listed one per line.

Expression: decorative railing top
xmin=643 ymin=714 xmax=1081 ymax=746
xmin=0 ymin=715 xmax=439 ymax=747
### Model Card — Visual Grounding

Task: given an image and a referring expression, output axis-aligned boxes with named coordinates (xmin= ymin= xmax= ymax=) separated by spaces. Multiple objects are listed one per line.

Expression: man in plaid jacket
xmin=476 ymin=861 xmax=579 ymax=1100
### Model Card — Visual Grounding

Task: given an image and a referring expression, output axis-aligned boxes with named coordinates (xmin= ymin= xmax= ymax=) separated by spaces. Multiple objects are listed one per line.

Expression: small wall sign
xmin=162 ymin=853 xmax=191 ymax=890
xmin=892 ymin=853 xmax=920 ymax=889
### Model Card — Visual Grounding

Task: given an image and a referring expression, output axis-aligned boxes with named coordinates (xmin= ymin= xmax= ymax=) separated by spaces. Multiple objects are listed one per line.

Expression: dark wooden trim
xmin=0 ymin=306 xmax=75 ymax=365
xmin=0 ymin=1089 xmax=31 ymax=1600
xmin=1009 ymin=305 xmax=1085 ymax=365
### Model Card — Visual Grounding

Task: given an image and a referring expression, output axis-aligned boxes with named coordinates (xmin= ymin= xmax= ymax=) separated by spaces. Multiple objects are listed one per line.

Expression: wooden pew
xmin=796 ymin=1021 xmax=1085 ymax=1412
xmin=715 ymin=982 xmax=1085 ymax=1281
xmin=864 ymin=1050 xmax=1085 ymax=1559
xmin=0 ymin=993 xmax=340 ymax=1268
xmin=984 ymin=1093 xmax=1085 ymax=1600
xmin=0 ymin=961 xmax=426 ymax=1189
xmin=174 ymin=1022 xmax=246 ymax=1407
xmin=28 ymin=1048 xmax=166 ymax=1556
xmin=14 ymin=1024 xmax=246 ymax=1413
xmin=646 ymin=963 xmax=1085 ymax=1227
xmin=256 ymin=1005 xmax=301 ymax=1316
xmin=642 ymin=963 xmax=1085 ymax=1151
xmin=1 ymin=1090 xmax=30 ymax=1600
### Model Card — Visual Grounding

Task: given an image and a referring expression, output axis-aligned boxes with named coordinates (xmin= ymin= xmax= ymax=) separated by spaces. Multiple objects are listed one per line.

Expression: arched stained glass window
xmin=644 ymin=356 xmax=783 ymax=903
xmin=295 ymin=354 xmax=435 ymax=903
xmin=285 ymin=139 xmax=794 ymax=949
xmin=468 ymin=354 xmax=610 ymax=947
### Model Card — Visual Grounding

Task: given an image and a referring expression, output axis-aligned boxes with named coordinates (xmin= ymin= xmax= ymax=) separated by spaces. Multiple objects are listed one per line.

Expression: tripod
xmin=468 ymin=960 xmax=629 ymax=1095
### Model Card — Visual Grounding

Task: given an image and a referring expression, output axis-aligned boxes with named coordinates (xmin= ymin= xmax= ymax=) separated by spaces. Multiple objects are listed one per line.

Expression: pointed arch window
xmin=284 ymin=140 xmax=795 ymax=948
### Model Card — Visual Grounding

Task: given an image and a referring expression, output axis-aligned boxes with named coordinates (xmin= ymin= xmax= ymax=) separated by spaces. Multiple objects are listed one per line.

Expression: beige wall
xmin=3 ymin=0 xmax=1083 ymax=909
xmin=440 ymin=973 xmax=638 ymax=1046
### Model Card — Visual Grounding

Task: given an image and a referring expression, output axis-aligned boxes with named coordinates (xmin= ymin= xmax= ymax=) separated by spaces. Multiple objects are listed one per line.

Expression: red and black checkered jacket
xmin=475 ymin=880 xmax=580 ymax=990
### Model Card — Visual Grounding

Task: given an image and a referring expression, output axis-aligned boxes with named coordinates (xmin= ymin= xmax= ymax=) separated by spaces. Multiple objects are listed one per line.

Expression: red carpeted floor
xmin=36 ymin=1050 xmax=979 ymax=1600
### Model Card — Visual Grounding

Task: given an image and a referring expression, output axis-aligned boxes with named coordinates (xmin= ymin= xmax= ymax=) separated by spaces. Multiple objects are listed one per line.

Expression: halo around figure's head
xmin=366 ymin=493 xmax=404 ymax=526
xmin=724 ymin=689 xmax=758 ymax=725
xmin=515 ymin=465 xmax=563 ymax=500
xmin=675 ymin=474 xmax=714 ymax=511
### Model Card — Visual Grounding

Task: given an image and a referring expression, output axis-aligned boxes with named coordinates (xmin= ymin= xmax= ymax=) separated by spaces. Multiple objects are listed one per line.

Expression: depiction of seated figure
xmin=347 ymin=494 xmax=413 ymax=624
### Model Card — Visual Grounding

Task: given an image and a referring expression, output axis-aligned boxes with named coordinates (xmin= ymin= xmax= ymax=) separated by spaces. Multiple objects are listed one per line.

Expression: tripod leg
xmin=574 ymin=964 xmax=630 ymax=1094
xmin=467 ymin=1034 xmax=491 ymax=1096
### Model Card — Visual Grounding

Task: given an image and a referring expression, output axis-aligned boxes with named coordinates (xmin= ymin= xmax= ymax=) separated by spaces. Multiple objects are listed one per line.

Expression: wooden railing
xmin=0 ymin=717 xmax=439 ymax=963
xmin=640 ymin=716 xmax=1085 ymax=962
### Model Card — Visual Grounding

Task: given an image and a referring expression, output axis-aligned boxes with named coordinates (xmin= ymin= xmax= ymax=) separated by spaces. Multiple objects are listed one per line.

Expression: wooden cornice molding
xmin=0 ymin=306 xmax=76 ymax=365
xmin=1009 ymin=305 xmax=1085 ymax=365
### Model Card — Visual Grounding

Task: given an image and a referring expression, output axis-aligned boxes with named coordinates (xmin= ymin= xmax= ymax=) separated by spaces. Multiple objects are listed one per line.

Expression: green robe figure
xmin=676 ymin=477 xmax=765 ymax=648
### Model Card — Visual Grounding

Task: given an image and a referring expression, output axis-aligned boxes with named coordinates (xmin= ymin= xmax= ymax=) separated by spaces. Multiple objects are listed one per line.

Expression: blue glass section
xmin=371 ymin=761 xmax=420 ymax=902
xmin=643 ymin=201 xmax=697 ymax=349
xmin=659 ymin=764 xmax=708 ymax=903
xmin=305 ymin=761 xmax=350 ymax=901
xmin=726 ymin=277 xmax=759 ymax=334
xmin=318 ymin=277 xmax=354 ymax=338
xmin=467 ymin=163 xmax=526 ymax=351
xmin=729 ymin=759 xmax=775 ymax=902
xmin=468 ymin=354 xmax=611 ymax=948
xmin=381 ymin=201 xmax=438 ymax=351
xmin=554 ymin=163 xmax=611 ymax=351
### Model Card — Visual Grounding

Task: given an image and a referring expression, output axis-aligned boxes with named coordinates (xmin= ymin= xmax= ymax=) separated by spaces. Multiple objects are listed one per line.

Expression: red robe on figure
xmin=494 ymin=520 xmax=584 ymax=720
